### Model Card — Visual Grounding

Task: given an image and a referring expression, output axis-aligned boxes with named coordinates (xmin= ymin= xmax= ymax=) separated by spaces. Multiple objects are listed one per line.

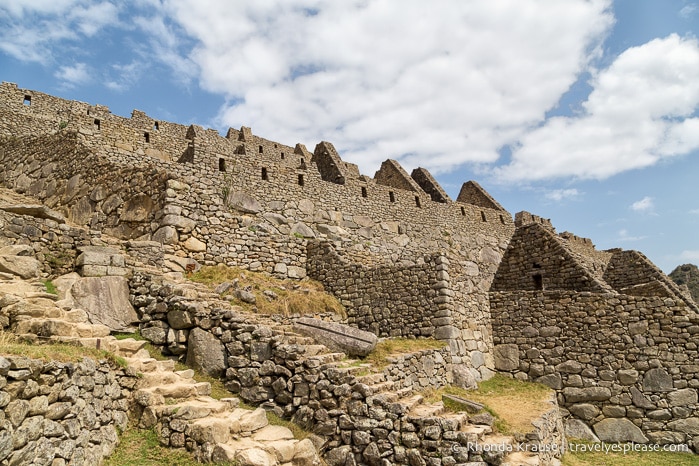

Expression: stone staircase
xmin=0 ymin=275 xmax=323 ymax=466
xmin=125 ymin=272 xmax=562 ymax=466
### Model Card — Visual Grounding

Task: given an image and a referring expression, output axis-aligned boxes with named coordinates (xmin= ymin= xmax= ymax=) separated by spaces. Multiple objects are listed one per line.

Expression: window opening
xmin=153 ymin=122 xmax=159 ymax=131
xmin=481 ymin=211 xmax=487 ymax=222
xmin=499 ymin=215 xmax=505 ymax=224
xmin=533 ymin=274 xmax=543 ymax=290
xmin=94 ymin=119 xmax=101 ymax=130
xmin=389 ymin=191 xmax=395 ymax=203
xmin=281 ymin=153 xmax=285 ymax=160
xmin=262 ymin=167 xmax=268 ymax=180
xmin=361 ymin=187 xmax=368 ymax=198
xmin=415 ymin=196 xmax=421 ymax=208
xmin=144 ymin=132 xmax=150 ymax=143
xmin=298 ymin=174 xmax=304 ymax=186
xmin=460 ymin=207 xmax=466 ymax=216
xmin=259 ymin=145 xmax=263 ymax=153
xmin=218 ymin=158 xmax=226 ymax=172
xmin=23 ymin=95 xmax=31 ymax=106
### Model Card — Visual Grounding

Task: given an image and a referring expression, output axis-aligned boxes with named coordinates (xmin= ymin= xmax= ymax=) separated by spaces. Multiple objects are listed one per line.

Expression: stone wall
xmin=0 ymin=355 xmax=137 ymax=465
xmin=490 ymin=290 xmax=699 ymax=450
xmin=0 ymin=206 xmax=90 ymax=277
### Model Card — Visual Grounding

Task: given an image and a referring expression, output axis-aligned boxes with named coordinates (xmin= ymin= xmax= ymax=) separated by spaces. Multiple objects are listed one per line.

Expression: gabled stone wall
xmin=491 ymin=290 xmax=699 ymax=450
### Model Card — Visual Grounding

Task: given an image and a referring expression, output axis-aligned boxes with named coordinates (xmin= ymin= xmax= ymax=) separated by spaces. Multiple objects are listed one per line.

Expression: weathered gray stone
xmin=183 ymin=237 xmax=206 ymax=252
xmin=226 ymin=191 xmax=262 ymax=214
xmin=593 ymin=418 xmax=648 ymax=443
xmin=0 ymin=204 xmax=65 ymax=223
xmin=187 ymin=327 xmax=227 ymax=377
xmin=569 ymin=403 xmax=599 ymax=421
xmin=563 ymin=387 xmax=611 ymax=403
xmin=565 ymin=419 xmax=600 ymax=441
xmin=493 ymin=344 xmax=519 ymax=371
xmin=668 ymin=418 xmax=699 ymax=435
xmin=667 ymin=388 xmax=698 ymax=407
xmin=294 ymin=317 xmax=378 ymax=357
xmin=167 ymin=310 xmax=195 ymax=329
xmin=71 ymin=276 xmax=138 ymax=331
xmin=643 ymin=368 xmax=673 ymax=392
xmin=290 ymin=222 xmax=315 ymax=239
xmin=120 ymin=193 xmax=154 ymax=222
xmin=152 ymin=226 xmax=179 ymax=245
xmin=161 ymin=214 xmax=196 ymax=233
xmin=629 ymin=386 xmax=655 ymax=408
xmin=0 ymin=255 xmax=41 ymax=279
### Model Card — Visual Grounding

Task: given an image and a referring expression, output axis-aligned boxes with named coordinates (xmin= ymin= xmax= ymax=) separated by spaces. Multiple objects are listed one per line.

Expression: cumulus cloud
xmin=54 ymin=62 xmax=91 ymax=87
xmin=545 ymin=188 xmax=581 ymax=202
xmin=630 ymin=196 xmax=654 ymax=213
xmin=161 ymin=0 xmax=614 ymax=175
xmin=495 ymin=34 xmax=699 ymax=182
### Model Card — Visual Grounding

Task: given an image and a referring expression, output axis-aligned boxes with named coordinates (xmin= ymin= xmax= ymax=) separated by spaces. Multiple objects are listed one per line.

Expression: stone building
xmin=1 ymin=82 xmax=697 ymax=448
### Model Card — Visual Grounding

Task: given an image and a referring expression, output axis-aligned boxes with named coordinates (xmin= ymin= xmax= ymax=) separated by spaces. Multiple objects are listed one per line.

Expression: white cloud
xmin=680 ymin=3 xmax=698 ymax=19
xmin=545 ymin=188 xmax=581 ymax=202
xmin=618 ymin=229 xmax=647 ymax=242
xmin=54 ymin=62 xmax=91 ymax=87
xmin=680 ymin=250 xmax=699 ymax=260
xmin=631 ymin=196 xmax=654 ymax=213
xmin=495 ymin=34 xmax=699 ymax=182
xmin=160 ymin=0 xmax=614 ymax=175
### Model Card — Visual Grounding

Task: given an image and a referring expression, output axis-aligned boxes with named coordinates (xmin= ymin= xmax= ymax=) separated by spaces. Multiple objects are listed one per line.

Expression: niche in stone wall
xmin=460 ymin=206 xmax=466 ymax=216
xmin=298 ymin=174 xmax=304 ymax=186
xmin=94 ymin=119 xmax=101 ymax=130
xmin=415 ymin=196 xmax=421 ymax=208
xmin=481 ymin=211 xmax=487 ymax=222
xmin=262 ymin=167 xmax=268 ymax=180
xmin=219 ymin=158 xmax=226 ymax=172
xmin=389 ymin=191 xmax=395 ymax=203
xmin=144 ymin=132 xmax=150 ymax=143
xmin=361 ymin=187 xmax=368 ymax=198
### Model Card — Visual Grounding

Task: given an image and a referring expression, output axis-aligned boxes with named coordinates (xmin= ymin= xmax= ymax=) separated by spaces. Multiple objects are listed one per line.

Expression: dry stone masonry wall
xmin=0 ymin=355 xmax=137 ymax=466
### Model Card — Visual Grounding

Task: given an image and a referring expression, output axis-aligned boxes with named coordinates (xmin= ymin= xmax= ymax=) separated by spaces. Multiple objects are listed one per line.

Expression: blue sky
xmin=1 ymin=0 xmax=698 ymax=273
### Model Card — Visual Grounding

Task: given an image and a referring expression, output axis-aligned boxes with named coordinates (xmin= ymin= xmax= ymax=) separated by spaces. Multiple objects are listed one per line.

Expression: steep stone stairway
xmin=140 ymin=277 xmax=553 ymax=466
xmin=0 ymin=275 xmax=322 ymax=466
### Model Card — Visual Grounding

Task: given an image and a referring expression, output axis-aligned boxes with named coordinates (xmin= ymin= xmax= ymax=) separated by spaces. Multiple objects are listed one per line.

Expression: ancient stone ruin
xmin=0 ymin=82 xmax=697 ymax=464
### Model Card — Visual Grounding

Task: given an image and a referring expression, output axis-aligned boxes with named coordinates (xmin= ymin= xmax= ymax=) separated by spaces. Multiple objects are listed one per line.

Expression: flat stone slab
xmin=0 ymin=204 xmax=66 ymax=223
xmin=293 ymin=317 xmax=378 ymax=357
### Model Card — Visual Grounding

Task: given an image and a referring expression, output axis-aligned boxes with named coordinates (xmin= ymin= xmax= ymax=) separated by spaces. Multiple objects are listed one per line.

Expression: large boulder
xmin=0 ymin=204 xmax=65 ymax=223
xmin=186 ymin=328 xmax=227 ymax=377
xmin=0 ymin=255 xmax=41 ymax=279
xmin=71 ymin=276 xmax=139 ymax=331
xmin=293 ymin=317 xmax=378 ymax=357
xmin=593 ymin=418 xmax=648 ymax=443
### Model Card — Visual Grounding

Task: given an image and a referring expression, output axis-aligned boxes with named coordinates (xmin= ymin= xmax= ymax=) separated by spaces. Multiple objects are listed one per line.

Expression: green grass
xmin=42 ymin=279 xmax=58 ymax=295
xmin=563 ymin=441 xmax=699 ymax=466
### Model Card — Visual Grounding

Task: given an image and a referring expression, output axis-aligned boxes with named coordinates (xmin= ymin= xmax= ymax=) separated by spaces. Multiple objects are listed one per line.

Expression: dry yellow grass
xmin=364 ymin=338 xmax=447 ymax=370
xmin=0 ymin=331 xmax=126 ymax=367
xmin=424 ymin=375 xmax=554 ymax=435
xmin=188 ymin=265 xmax=346 ymax=318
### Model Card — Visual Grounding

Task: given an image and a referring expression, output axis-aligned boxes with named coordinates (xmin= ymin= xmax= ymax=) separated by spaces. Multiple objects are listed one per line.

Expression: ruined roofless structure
xmin=1 ymin=81 xmax=698 ymax=449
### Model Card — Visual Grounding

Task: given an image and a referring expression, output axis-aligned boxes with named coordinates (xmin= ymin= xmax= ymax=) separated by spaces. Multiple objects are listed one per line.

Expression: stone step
xmin=15 ymin=318 xmax=110 ymax=338
xmin=126 ymin=357 xmax=177 ymax=373
xmin=355 ymin=372 xmax=385 ymax=385
xmin=304 ymin=352 xmax=345 ymax=367
xmin=302 ymin=344 xmax=328 ymax=356
xmin=366 ymin=380 xmax=395 ymax=395
xmin=460 ymin=424 xmax=493 ymax=437
xmin=408 ymin=402 xmax=445 ymax=418
xmin=111 ymin=337 xmax=148 ymax=356
xmin=502 ymin=451 xmax=540 ymax=466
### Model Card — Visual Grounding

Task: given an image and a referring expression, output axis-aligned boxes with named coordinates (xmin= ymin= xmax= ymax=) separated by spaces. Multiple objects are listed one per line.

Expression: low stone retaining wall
xmin=0 ymin=355 xmax=138 ymax=465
